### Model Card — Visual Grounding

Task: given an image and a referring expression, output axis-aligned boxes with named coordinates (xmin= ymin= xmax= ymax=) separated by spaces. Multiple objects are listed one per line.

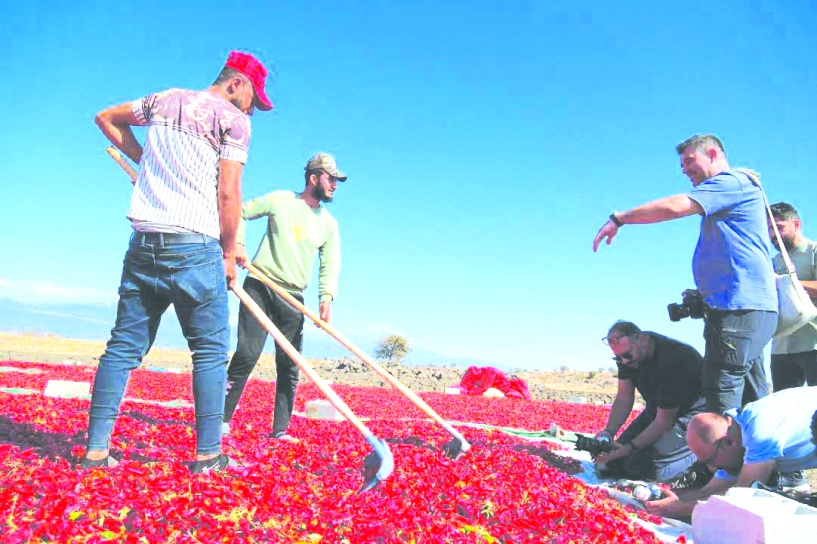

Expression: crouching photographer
xmin=594 ymin=321 xmax=708 ymax=484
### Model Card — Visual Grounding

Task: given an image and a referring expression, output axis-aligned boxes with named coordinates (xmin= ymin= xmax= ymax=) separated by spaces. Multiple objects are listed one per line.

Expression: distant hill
xmin=0 ymin=298 xmax=499 ymax=369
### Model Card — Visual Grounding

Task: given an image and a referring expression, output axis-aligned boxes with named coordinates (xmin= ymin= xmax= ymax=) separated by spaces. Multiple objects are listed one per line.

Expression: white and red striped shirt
xmin=128 ymin=88 xmax=251 ymax=239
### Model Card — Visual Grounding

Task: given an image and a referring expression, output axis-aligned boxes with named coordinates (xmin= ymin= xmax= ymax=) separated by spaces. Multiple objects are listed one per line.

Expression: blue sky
xmin=2 ymin=1 xmax=816 ymax=370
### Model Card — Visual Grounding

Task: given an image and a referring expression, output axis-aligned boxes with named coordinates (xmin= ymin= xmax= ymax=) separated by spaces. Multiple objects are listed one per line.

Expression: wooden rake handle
xmin=106 ymin=147 xmax=138 ymax=183
xmin=244 ymin=263 xmax=468 ymax=443
xmin=231 ymin=283 xmax=374 ymax=439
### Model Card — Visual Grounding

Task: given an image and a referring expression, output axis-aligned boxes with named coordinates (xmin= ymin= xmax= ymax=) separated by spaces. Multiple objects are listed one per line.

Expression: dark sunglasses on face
xmin=612 ymin=351 xmax=634 ymax=364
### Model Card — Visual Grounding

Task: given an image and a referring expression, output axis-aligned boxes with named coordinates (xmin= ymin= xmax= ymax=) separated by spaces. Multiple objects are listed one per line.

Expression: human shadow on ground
xmin=0 ymin=415 xmax=171 ymax=466
xmin=0 ymin=415 xmax=85 ymax=461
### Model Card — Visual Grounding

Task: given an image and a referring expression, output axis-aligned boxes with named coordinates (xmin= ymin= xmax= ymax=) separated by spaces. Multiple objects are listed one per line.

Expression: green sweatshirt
xmin=236 ymin=190 xmax=340 ymax=303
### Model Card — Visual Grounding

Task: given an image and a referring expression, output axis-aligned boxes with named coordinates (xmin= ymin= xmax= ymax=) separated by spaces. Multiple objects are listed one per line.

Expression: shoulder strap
xmin=734 ymin=167 xmax=795 ymax=275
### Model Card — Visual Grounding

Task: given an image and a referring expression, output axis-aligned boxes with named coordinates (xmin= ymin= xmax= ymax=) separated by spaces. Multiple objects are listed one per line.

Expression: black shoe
xmin=190 ymin=454 xmax=232 ymax=474
xmin=667 ymin=461 xmax=713 ymax=491
xmin=79 ymin=455 xmax=119 ymax=469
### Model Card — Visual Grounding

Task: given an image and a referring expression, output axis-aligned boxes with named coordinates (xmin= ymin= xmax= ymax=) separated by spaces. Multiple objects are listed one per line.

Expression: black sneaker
xmin=190 ymin=454 xmax=232 ymax=474
xmin=79 ymin=455 xmax=119 ymax=469
xmin=666 ymin=461 xmax=713 ymax=491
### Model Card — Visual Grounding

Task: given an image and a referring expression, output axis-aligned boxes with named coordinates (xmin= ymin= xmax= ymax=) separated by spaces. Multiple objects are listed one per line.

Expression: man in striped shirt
xmin=80 ymin=51 xmax=273 ymax=473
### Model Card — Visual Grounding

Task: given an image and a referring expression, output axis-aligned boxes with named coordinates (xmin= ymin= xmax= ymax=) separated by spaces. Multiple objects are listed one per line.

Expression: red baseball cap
xmin=225 ymin=51 xmax=273 ymax=111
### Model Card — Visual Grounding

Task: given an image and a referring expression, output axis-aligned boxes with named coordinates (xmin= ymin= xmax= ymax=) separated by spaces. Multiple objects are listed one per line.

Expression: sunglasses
xmin=612 ymin=351 xmax=634 ymax=364
xmin=602 ymin=335 xmax=626 ymax=346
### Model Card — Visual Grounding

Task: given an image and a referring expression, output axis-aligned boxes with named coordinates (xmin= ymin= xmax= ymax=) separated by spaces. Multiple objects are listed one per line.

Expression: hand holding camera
xmin=576 ymin=434 xmax=614 ymax=458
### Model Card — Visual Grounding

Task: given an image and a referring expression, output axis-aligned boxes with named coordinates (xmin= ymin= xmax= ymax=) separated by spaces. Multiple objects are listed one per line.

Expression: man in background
xmin=223 ymin=153 xmax=345 ymax=441
xmin=768 ymin=202 xmax=817 ymax=390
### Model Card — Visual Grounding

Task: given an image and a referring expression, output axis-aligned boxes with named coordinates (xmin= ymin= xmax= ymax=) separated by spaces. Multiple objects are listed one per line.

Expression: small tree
xmin=375 ymin=335 xmax=410 ymax=363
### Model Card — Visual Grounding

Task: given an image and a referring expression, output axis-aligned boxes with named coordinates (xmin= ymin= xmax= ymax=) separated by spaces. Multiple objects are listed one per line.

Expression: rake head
xmin=359 ymin=435 xmax=394 ymax=493
xmin=441 ymin=436 xmax=471 ymax=461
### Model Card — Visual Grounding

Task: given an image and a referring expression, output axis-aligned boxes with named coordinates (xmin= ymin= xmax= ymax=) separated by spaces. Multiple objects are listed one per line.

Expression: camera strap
xmin=734 ymin=167 xmax=796 ymax=275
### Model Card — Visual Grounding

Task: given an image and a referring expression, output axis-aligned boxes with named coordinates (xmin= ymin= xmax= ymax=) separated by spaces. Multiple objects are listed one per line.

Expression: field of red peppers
xmin=0 ymin=360 xmax=665 ymax=543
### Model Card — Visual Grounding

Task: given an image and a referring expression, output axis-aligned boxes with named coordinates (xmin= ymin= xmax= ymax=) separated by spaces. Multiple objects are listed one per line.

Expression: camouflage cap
xmin=305 ymin=153 xmax=347 ymax=181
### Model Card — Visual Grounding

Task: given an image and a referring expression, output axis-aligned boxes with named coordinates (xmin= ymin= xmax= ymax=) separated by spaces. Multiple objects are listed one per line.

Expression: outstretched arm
xmin=593 ymin=195 xmax=703 ymax=251
xmin=95 ymin=102 xmax=143 ymax=165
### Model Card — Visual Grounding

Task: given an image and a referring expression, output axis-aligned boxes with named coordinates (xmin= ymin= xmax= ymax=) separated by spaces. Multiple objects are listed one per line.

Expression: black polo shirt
xmin=617 ymin=332 xmax=704 ymax=418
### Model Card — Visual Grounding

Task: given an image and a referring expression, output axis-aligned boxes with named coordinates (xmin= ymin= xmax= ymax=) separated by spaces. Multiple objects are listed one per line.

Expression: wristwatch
xmin=609 ymin=213 xmax=624 ymax=227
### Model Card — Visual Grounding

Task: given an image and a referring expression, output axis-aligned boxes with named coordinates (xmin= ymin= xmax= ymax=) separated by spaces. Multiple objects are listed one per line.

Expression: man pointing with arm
xmin=593 ymin=135 xmax=777 ymax=414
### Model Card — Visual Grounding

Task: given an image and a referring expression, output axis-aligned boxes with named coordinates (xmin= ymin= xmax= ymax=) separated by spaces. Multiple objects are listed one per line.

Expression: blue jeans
xmin=702 ymin=309 xmax=777 ymax=413
xmin=86 ymin=234 xmax=229 ymax=456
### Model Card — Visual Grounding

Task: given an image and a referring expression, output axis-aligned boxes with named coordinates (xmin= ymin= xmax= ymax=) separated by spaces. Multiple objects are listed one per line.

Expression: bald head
xmin=688 ymin=413 xmax=728 ymax=443
xmin=687 ymin=412 xmax=744 ymax=471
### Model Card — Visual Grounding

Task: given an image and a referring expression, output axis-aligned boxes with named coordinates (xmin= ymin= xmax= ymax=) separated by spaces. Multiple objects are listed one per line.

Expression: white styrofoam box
xmin=692 ymin=486 xmax=817 ymax=544
xmin=44 ymin=380 xmax=91 ymax=398
xmin=305 ymin=399 xmax=346 ymax=422
xmin=569 ymin=396 xmax=587 ymax=404
xmin=444 ymin=387 xmax=461 ymax=395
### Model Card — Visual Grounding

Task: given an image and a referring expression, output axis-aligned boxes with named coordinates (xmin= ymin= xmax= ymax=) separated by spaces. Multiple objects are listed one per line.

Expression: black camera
xmin=667 ymin=290 xmax=706 ymax=322
xmin=575 ymin=434 xmax=613 ymax=457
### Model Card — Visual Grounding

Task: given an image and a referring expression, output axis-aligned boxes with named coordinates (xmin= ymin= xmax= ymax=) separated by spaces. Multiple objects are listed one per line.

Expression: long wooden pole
xmin=245 ymin=263 xmax=470 ymax=452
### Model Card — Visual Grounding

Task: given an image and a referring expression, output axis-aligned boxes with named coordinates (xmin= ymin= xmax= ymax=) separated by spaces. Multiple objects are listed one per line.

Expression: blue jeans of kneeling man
xmin=86 ymin=233 xmax=229 ymax=456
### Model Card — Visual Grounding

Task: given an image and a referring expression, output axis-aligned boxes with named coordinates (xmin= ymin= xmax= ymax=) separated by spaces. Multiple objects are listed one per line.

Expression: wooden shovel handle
xmin=245 ymin=263 xmax=468 ymax=443
xmin=231 ymin=283 xmax=373 ymax=439
xmin=106 ymin=147 xmax=138 ymax=183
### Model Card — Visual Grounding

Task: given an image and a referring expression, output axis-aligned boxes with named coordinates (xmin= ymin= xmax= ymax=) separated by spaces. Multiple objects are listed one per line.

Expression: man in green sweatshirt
xmin=224 ymin=153 xmax=345 ymax=440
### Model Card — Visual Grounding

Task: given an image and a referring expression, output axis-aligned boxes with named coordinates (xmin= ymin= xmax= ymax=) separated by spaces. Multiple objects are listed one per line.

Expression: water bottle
xmin=633 ymin=484 xmax=664 ymax=502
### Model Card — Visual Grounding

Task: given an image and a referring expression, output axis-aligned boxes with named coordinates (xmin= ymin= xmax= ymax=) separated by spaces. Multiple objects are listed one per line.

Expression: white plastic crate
xmin=305 ymin=399 xmax=346 ymax=421
xmin=43 ymin=380 xmax=90 ymax=399
xmin=692 ymin=486 xmax=817 ymax=543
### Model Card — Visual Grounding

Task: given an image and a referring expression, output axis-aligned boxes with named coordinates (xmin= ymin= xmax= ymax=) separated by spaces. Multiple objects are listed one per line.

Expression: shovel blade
xmin=442 ymin=437 xmax=471 ymax=461
xmin=359 ymin=435 xmax=394 ymax=493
